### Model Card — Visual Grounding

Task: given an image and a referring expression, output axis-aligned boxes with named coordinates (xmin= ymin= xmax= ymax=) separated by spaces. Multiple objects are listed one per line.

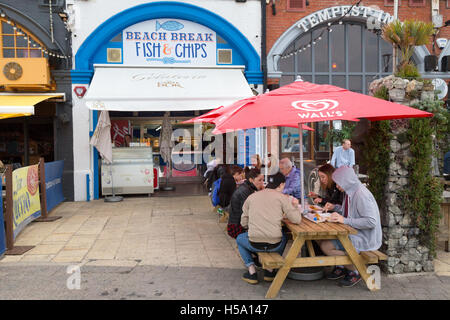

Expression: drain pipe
xmin=261 ymin=0 xmax=267 ymax=92
xmin=392 ymin=0 xmax=399 ymax=72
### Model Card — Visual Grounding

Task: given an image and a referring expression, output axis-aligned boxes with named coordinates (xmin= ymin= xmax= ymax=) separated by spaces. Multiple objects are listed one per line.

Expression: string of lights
xmin=280 ymin=0 xmax=363 ymax=60
xmin=0 ymin=9 xmax=69 ymax=60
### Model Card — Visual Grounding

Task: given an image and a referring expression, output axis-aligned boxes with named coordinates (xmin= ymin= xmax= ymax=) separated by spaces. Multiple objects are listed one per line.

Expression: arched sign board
xmin=296 ymin=5 xmax=394 ymax=33
xmin=267 ymin=5 xmax=396 ymax=78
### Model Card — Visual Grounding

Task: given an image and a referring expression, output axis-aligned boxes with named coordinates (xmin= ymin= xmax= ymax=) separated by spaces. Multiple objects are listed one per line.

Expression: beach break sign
xmin=123 ymin=19 xmax=217 ymax=65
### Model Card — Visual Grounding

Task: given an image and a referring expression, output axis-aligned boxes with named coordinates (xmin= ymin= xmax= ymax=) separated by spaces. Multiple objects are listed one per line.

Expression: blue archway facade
xmin=72 ymin=1 xmax=263 ymax=200
xmin=72 ymin=1 xmax=263 ymax=83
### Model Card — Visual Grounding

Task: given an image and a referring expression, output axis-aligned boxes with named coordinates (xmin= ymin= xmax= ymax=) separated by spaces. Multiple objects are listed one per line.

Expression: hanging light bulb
xmin=0 ymin=13 xmax=5 ymax=18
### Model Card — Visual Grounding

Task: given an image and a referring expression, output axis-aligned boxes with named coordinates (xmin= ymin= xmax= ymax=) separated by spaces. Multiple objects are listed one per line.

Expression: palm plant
xmin=382 ymin=20 xmax=435 ymax=78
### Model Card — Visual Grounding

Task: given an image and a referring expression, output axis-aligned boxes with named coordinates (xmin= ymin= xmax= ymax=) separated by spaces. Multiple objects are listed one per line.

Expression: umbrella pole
xmin=264 ymin=127 xmax=268 ymax=183
xmin=161 ymin=152 xmax=175 ymax=191
xmin=104 ymin=161 xmax=123 ymax=202
xmin=298 ymin=123 xmax=305 ymax=213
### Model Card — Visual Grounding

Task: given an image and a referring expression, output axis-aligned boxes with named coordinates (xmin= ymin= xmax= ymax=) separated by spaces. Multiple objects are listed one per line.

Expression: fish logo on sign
xmin=291 ymin=99 xmax=339 ymax=112
xmin=156 ymin=20 xmax=184 ymax=31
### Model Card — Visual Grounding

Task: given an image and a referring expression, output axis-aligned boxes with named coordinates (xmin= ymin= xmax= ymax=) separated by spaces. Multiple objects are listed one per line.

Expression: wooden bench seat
xmin=257 ymin=250 xmax=387 ymax=270
xmin=361 ymin=250 xmax=387 ymax=263
xmin=257 ymin=252 xmax=285 ymax=269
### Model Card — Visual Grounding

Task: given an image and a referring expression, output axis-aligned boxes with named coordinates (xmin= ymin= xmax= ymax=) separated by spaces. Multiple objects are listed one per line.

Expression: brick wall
xmin=266 ymin=0 xmax=450 ymax=58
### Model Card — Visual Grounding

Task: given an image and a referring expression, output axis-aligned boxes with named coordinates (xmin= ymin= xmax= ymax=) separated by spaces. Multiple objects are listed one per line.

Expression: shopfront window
xmin=280 ymin=126 xmax=310 ymax=158
xmin=314 ymin=122 xmax=330 ymax=155
xmin=0 ymin=19 xmax=44 ymax=58
xmin=110 ymin=114 xmax=213 ymax=170
xmin=278 ymin=20 xmax=393 ymax=160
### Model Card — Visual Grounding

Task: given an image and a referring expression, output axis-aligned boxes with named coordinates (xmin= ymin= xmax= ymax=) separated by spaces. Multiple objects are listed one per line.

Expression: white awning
xmin=84 ymin=65 xmax=254 ymax=111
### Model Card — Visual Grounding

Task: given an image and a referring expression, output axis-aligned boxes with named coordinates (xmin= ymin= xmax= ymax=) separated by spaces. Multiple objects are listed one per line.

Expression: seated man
xmin=321 ymin=166 xmax=382 ymax=287
xmin=236 ymin=172 xmax=302 ymax=284
xmin=279 ymin=158 xmax=302 ymax=199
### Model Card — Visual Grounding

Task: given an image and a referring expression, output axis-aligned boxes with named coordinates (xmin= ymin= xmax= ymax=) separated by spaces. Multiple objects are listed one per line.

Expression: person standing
xmin=330 ymin=139 xmax=355 ymax=169
xmin=121 ymin=134 xmax=132 ymax=147
xmin=279 ymin=158 xmax=301 ymax=199
xmin=237 ymin=172 xmax=302 ymax=284
xmin=320 ymin=166 xmax=382 ymax=287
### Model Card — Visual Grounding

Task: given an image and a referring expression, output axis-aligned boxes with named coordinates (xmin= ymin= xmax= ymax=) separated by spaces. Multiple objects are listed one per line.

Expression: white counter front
xmin=101 ymin=147 xmax=156 ymax=195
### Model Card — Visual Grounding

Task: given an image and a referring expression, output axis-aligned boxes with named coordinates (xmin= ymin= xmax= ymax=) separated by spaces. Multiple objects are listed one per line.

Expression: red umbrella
xmin=184 ymin=98 xmax=314 ymax=130
xmin=202 ymin=79 xmax=432 ymax=211
xmin=212 ymin=80 xmax=432 ymax=133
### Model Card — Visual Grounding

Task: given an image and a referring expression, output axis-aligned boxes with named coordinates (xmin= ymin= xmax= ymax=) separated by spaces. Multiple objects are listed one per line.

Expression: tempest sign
xmin=296 ymin=5 xmax=395 ymax=32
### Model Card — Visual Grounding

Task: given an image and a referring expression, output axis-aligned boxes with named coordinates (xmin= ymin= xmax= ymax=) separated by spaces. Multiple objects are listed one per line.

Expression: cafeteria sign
xmin=123 ymin=19 xmax=217 ymax=65
xmin=12 ymin=165 xmax=41 ymax=239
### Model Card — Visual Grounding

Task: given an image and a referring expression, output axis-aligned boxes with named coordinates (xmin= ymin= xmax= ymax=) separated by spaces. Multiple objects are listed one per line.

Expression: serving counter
xmin=101 ymin=146 xmax=158 ymax=195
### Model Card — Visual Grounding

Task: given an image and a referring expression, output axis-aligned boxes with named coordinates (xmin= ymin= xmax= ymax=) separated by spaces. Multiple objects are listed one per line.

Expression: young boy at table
xmin=236 ymin=172 xmax=302 ymax=284
xmin=320 ymin=166 xmax=382 ymax=287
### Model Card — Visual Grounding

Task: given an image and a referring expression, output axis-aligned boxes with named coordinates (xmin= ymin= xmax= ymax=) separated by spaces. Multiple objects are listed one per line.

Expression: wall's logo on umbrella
xmin=291 ymin=99 xmax=339 ymax=112
xmin=292 ymin=99 xmax=343 ymax=119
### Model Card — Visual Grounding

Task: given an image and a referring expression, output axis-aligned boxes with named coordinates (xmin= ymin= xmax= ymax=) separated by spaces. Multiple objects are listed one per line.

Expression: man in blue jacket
xmin=279 ymin=158 xmax=301 ymax=199
xmin=321 ymin=166 xmax=382 ymax=287
xmin=331 ymin=139 xmax=355 ymax=169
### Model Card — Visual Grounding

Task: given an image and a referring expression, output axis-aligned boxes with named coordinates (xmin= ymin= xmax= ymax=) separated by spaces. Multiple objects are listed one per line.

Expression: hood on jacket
xmin=331 ymin=166 xmax=361 ymax=196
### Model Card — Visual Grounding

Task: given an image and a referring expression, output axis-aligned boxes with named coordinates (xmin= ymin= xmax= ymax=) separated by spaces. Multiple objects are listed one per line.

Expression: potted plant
xmin=382 ymin=20 xmax=435 ymax=79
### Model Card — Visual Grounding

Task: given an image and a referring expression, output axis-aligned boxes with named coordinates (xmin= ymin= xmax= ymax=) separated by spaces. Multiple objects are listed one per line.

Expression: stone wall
xmin=368 ymin=75 xmax=435 ymax=274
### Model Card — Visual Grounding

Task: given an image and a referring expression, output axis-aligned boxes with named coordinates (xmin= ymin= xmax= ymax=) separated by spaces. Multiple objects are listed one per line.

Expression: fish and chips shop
xmin=71 ymin=1 xmax=264 ymax=201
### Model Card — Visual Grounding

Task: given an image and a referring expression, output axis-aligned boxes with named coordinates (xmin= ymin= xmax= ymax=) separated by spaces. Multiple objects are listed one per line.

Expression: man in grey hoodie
xmin=320 ymin=166 xmax=382 ymax=287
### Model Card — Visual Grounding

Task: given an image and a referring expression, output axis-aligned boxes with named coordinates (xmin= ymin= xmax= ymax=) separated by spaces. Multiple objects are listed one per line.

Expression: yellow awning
xmin=0 ymin=94 xmax=64 ymax=119
xmin=0 ymin=113 xmax=32 ymax=120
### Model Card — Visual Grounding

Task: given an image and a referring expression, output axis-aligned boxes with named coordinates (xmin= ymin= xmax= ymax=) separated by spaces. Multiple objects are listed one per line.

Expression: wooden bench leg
xmin=306 ymin=240 xmax=316 ymax=257
xmin=265 ymin=236 xmax=306 ymax=299
xmin=337 ymin=235 xmax=376 ymax=291
xmin=447 ymin=213 xmax=450 ymax=252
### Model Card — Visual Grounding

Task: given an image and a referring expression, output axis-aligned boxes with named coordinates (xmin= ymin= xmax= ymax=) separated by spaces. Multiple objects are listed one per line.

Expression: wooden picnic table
xmin=259 ymin=217 xmax=384 ymax=299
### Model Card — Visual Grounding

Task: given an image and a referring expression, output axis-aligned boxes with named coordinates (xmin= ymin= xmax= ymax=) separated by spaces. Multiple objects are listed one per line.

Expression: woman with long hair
xmin=308 ymin=164 xmax=344 ymax=206
xmin=250 ymin=154 xmax=262 ymax=170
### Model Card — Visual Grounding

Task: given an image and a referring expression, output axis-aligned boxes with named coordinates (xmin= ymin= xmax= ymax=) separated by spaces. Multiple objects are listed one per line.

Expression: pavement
xmin=0 ymin=195 xmax=449 ymax=300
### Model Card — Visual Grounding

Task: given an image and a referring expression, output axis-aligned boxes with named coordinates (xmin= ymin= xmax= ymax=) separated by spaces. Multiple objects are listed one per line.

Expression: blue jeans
xmin=332 ymin=239 xmax=360 ymax=254
xmin=236 ymin=232 xmax=287 ymax=268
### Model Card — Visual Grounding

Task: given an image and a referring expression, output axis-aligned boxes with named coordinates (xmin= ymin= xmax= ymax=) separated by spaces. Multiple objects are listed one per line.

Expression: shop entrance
xmin=0 ymin=101 xmax=55 ymax=169
xmin=106 ymin=111 xmax=215 ymax=197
